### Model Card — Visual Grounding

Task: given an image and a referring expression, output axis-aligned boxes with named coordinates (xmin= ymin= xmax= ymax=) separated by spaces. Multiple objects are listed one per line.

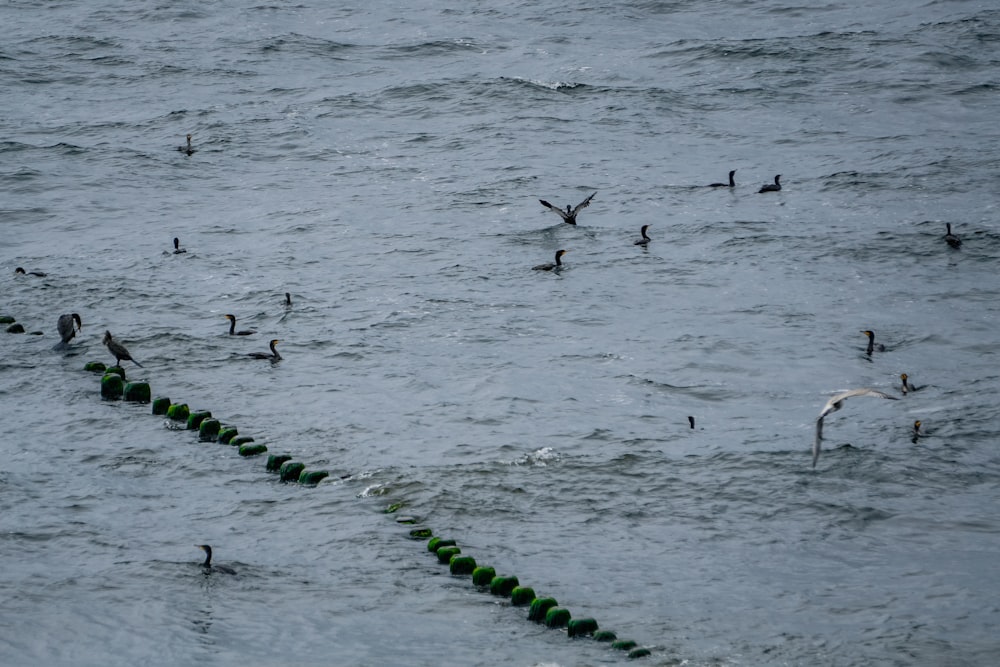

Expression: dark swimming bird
xmin=709 ymin=169 xmax=736 ymax=187
xmin=284 ymin=292 xmax=292 ymax=307
xmin=944 ymin=223 xmax=962 ymax=249
xmin=900 ymin=373 xmax=922 ymax=395
xmin=688 ymin=416 xmax=695 ymax=429
xmin=173 ymin=237 xmax=187 ymax=254
xmin=634 ymin=225 xmax=651 ymax=246
xmin=249 ymin=339 xmax=281 ymax=361
xmin=14 ymin=267 xmax=47 ymax=277
xmin=195 ymin=545 xmax=236 ymax=575
xmin=813 ymin=388 xmax=898 ymax=467
xmin=758 ymin=174 xmax=781 ymax=193
xmin=861 ymin=330 xmax=885 ymax=355
xmin=103 ymin=330 xmax=144 ymax=367
xmin=911 ymin=420 xmax=922 ymax=444
xmin=224 ymin=314 xmax=256 ymax=336
xmin=57 ymin=313 xmax=82 ymax=344
xmin=532 ymin=249 xmax=568 ymax=271
xmin=539 ymin=192 xmax=596 ymax=225
xmin=177 ymin=134 xmax=196 ymax=156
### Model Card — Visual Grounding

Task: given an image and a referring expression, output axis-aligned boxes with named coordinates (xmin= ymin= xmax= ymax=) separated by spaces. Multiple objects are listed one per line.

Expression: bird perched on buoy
xmin=758 ymin=174 xmax=781 ymax=193
xmin=539 ymin=192 xmax=596 ymax=225
xmin=532 ymin=249 xmax=568 ymax=271
xmin=249 ymin=339 xmax=281 ymax=361
xmin=861 ymin=330 xmax=885 ymax=355
xmin=634 ymin=225 xmax=651 ymax=246
xmin=709 ymin=169 xmax=736 ymax=187
xmin=224 ymin=314 xmax=256 ymax=336
xmin=944 ymin=223 xmax=962 ymax=249
xmin=56 ymin=313 xmax=82 ymax=345
xmin=103 ymin=330 xmax=144 ymax=367
xmin=813 ymin=388 xmax=898 ymax=468
xmin=195 ymin=545 xmax=235 ymax=574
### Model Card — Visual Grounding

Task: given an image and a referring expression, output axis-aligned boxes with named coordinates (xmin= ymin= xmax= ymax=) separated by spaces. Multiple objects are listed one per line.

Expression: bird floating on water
xmin=634 ymin=225 xmax=651 ymax=246
xmin=688 ymin=416 xmax=695 ymax=429
xmin=224 ymin=314 xmax=256 ymax=336
xmin=172 ymin=237 xmax=187 ymax=254
xmin=813 ymin=388 xmax=898 ymax=468
xmin=911 ymin=420 xmax=923 ymax=444
xmin=532 ymin=249 xmax=568 ymax=271
xmin=177 ymin=134 xmax=196 ymax=156
xmin=56 ymin=313 xmax=82 ymax=345
xmin=900 ymin=373 xmax=922 ymax=395
xmin=709 ymin=169 xmax=736 ymax=187
xmin=861 ymin=330 xmax=885 ymax=355
xmin=14 ymin=267 xmax=46 ymax=277
xmin=944 ymin=223 xmax=962 ymax=249
xmin=195 ymin=545 xmax=236 ymax=574
xmin=539 ymin=192 xmax=596 ymax=225
xmin=284 ymin=292 xmax=292 ymax=307
xmin=103 ymin=330 xmax=144 ymax=367
xmin=758 ymin=174 xmax=781 ymax=193
xmin=248 ymin=339 xmax=281 ymax=361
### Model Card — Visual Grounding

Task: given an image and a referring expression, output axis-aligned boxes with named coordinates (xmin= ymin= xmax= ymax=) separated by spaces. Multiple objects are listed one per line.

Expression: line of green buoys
xmin=418 ymin=529 xmax=650 ymax=658
xmin=83 ymin=358 xmax=651 ymax=654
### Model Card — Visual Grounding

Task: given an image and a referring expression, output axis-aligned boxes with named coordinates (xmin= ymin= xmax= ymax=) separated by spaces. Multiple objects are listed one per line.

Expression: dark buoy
xmin=594 ymin=630 xmax=617 ymax=642
xmin=449 ymin=555 xmax=477 ymax=575
xmin=151 ymin=397 xmax=171 ymax=415
xmin=198 ymin=418 xmax=221 ymax=442
xmin=167 ymin=403 xmax=190 ymax=422
xmin=298 ymin=469 xmax=329 ymax=484
xmin=266 ymin=454 xmax=292 ymax=472
xmin=6 ymin=323 xmax=25 ymax=334
xmin=230 ymin=435 xmax=255 ymax=447
xmin=101 ymin=373 xmax=124 ymax=399
xmin=238 ymin=445 xmax=266 ymax=459
xmin=85 ymin=361 xmax=107 ymax=373
xmin=218 ymin=427 xmax=239 ymax=444
xmin=123 ymin=382 xmax=151 ymax=403
xmin=489 ymin=575 xmax=520 ymax=597
xmin=279 ymin=461 xmax=305 ymax=482
xmin=612 ymin=639 xmax=638 ymax=651
xmin=544 ymin=607 xmax=571 ymax=628
xmin=437 ymin=546 xmax=462 ymax=564
xmin=528 ymin=597 xmax=558 ymax=622
xmin=409 ymin=528 xmax=433 ymax=539
xmin=510 ymin=586 xmax=536 ymax=606
xmin=428 ymin=537 xmax=456 ymax=553
xmin=186 ymin=411 xmax=212 ymax=430
xmin=567 ymin=618 xmax=599 ymax=638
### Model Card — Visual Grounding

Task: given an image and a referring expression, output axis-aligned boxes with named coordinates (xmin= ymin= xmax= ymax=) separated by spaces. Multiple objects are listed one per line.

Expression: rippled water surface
xmin=3 ymin=2 xmax=1000 ymax=665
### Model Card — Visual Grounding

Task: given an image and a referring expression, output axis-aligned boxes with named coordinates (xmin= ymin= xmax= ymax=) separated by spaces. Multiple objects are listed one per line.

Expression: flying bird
xmin=539 ymin=192 xmax=596 ymax=225
xmin=813 ymin=388 xmax=898 ymax=467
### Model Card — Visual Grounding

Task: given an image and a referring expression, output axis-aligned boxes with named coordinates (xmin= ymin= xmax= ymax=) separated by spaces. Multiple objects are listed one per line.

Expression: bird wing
xmin=539 ymin=199 xmax=569 ymax=220
xmin=57 ymin=315 xmax=74 ymax=340
xmin=813 ymin=388 xmax=897 ymax=467
xmin=571 ymin=192 xmax=597 ymax=215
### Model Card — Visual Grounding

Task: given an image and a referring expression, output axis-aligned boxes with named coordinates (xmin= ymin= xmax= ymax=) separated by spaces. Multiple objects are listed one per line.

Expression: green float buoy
xmin=510 ymin=586 xmax=536 ymax=606
xmin=471 ymin=566 xmax=496 ymax=587
xmin=594 ymin=630 xmax=617 ymax=642
xmin=104 ymin=366 xmax=126 ymax=380
xmin=627 ymin=647 xmax=651 ymax=659
xmin=230 ymin=435 xmax=255 ymax=447
xmin=6 ymin=323 xmax=25 ymax=334
xmin=100 ymin=373 xmax=124 ymax=399
xmin=427 ymin=537 xmax=456 ymax=553
xmin=528 ymin=597 xmax=558 ymax=622
xmin=166 ymin=403 xmax=190 ymax=422
xmin=612 ymin=640 xmax=637 ymax=651
xmin=409 ymin=528 xmax=433 ymax=539
xmin=266 ymin=454 xmax=292 ymax=472
xmin=218 ymin=427 xmax=238 ymax=444
xmin=151 ymin=397 xmax=171 ymax=415
xmin=395 ymin=516 xmax=417 ymax=525
xmin=187 ymin=411 xmax=212 ymax=430
xmin=436 ymin=546 xmax=461 ymax=564
xmin=544 ymin=607 xmax=571 ymax=629
xmin=449 ymin=555 xmax=477 ymax=575
xmin=198 ymin=418 xmax=221 ymax=441
xmin=489 ymin=575 xmax=519 ymax=597
xmin=567 ymin=618 xmax=599 ymax=638
xmin=298 ymin=469 xmax=328 ymax=485
xmin=239 ymin=443 xmax=267 ymax=457
xmin=0 ymin=316 xmax=14 ymax=324
xmin=385 ymin=502 xmax=403 ymax=514
xmin=123 ymin=382 xmax=151 ymax=403
xmin=279 ymin=461 xmax=305 ymax=482
xmin=84 ymin=361 xmax=107 ymax=373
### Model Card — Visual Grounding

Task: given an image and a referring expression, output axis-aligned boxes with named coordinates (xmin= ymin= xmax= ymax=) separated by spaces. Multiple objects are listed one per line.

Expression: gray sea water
xmin=3 ymin=1 xmax=1000 ymax=665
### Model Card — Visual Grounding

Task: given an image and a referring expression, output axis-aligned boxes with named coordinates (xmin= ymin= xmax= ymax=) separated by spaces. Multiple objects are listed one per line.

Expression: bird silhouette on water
xmin=539 ymin=192 xmax=596 ymax=225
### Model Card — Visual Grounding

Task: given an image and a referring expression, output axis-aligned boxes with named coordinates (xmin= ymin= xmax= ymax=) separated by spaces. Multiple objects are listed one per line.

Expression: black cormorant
xmin=57 ymin=313 xmax=82 ymax=344
xmin=709 ymin=170 xmax=736 ymax=187
xmin=14 ymin=267 xmax=47 ymax=277
xmin=634 ymin=225 xmax=651 ymax=246
xmin=173 ymin=237 xmax=187 ymax=254
xmin=249 ymin=339 xmax=281 ymax=361
xmin=758 ymin=175 xmax=781 ymax=193
xmin=224 ymin=314 xmax=256 ymax=336
xmin=196 ymin=545 xmax=236 ymax=574
xmin=539 ymin=192 xmax=596 ymax=225
xmin=178 ymin=134 xmax=196 ymax=156
xmin=103 ymin=330 xmax=144 ymax=367
xmin=944 ymin=223 xmax=962 ymax=249
xmin=861 ymin=330 xmax=885 ymax=355
xmin=532 ymin=249 xmax=567 ymax=271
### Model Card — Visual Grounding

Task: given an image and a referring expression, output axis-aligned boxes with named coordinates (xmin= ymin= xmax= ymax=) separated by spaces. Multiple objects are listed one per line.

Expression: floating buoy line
xmin=5 ymin=309 xmax=655 ymax=661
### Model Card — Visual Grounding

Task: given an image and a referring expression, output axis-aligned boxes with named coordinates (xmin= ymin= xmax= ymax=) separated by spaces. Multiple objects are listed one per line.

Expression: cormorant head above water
xmin=177 ymin=134 xmax=196 ymax=156
xmin=196 ymin=544 xmax=236 ymax=574
xmin=758 ymin=174 xmax=781 ymax=193
xmin=284 ymin=292 xmax=292 ymax=307
xmin=532 ymin=249 xmax=568 ymax=271
xmin=539 ymin=192 xmax=596 ymax=225
xmin=709 ymin=170 xmax=736 ymax=187
xmin=944 ymin=223 xmax=962 ymax=249
xmin=173 ymin=237 xmax=187 ymax=254
xmin=224 ymin=314 xmax=256 ymax=336
xmin=861 ymin=330 xmax=885 ymax=355
xmin=634 ymin=225 xmax=651 ymax=246
xmin=248 ymin=339 xmax=281 ymax=361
